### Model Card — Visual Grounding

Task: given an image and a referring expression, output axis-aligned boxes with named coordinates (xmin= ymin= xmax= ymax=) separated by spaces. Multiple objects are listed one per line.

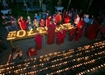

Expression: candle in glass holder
xmin=24 ymin=73 xmax=28 ymax=75
xmin=93 ymin=68 xmax=95 ymax=70
xmin=6 ymin=67 xmax=9 ymax=70
xmin=15 ymin=70 xmax=18 ymax=73
xmin=98 ymin=66 xmax=101 ymax=68
xmin=39 ymin=59 xmax=42 ymax=62
xmin=87 ymin=70 xmax=90 ymax=72
xmin=34 ymin=58 xmax=36 ymax=60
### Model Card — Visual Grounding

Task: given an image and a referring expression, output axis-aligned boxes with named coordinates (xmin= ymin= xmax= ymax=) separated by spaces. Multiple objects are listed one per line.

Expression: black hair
xmin=12 ymin=48 xmax=16 ymax=53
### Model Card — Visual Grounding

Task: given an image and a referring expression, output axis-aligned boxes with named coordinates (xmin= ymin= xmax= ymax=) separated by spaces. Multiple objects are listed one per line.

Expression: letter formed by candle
xmin=7 ymin=31 xmax=17 ymax=40
xmin=27 ymin=28 xmax=36 ymax=36
xmin=17 ymin=30 xmax=26 ymax=37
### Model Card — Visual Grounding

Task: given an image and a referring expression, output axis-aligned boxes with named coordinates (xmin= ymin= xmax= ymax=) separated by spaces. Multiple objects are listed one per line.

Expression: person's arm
xmin=7 ymin=53 xmax=12 ymax=64
xmin=28 ymin=52 xmax=31 ymax=58
xmin=2 ymin=20 xmax=7 ymax=25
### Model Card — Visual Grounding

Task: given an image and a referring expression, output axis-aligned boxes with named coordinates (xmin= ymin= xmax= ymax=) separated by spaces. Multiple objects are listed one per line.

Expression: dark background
xmin=0 ymin=0 xmax=105 ymax=20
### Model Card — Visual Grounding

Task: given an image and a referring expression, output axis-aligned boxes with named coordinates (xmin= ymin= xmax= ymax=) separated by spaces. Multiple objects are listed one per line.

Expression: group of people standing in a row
xmin=1 ymin=8 xmax=105 ymax=48
xmin=1 ymin=8 xmax=105 ymax=64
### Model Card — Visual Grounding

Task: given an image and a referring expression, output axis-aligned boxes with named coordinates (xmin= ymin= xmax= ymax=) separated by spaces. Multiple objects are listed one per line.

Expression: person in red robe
xmin=64 ymin=13 xmax=71 ymax=23
xmin=27 ymin=47 xmax=37 ymax=57
xmin=56 ymin=28 xmax=65 ymax=44
xmin=55 ymin=12 xmax=62 ymax=25
xmin=76 ymin=17 xmax=85 ymax=29
xmin=47 ymin=21 xmax=56 ymax=45
xmin=34 ymin=32 xmax=42 ymax=50
xmin=46 ymin=16 xmax=52 ymax=27
xmin=39 ymin=18 xmax=45 ymax=27
xmin=18 ymin=16 xmax=27 ymax=30
xmin=69 ymin=27 xmax=76 ymax=41
xmin=75 ymin=17 xmax=85 ymax=42
xmin=86 ymin=22 xmax=100 ymax=40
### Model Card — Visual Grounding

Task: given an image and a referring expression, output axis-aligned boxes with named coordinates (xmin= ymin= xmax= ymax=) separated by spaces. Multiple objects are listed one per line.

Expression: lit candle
xmin=87 ymin=70 xmax=90 ymax=72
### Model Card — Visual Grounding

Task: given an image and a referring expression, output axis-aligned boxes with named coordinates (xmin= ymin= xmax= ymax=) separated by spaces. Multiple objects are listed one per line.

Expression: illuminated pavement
xmin=0 ymin=26 xmax=95 ymax=64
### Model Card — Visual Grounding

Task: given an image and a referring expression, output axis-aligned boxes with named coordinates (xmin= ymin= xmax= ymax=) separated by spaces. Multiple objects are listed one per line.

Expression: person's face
xmin=81 ymin=18 xmax=83 ymax=21
xmin=20 ymin=16 xmax=23 ymax=20
xmin=31 ymin=48 xmax=35 ymax=51
xmin=34 ymin=19 xmax=37 ymax=21
xmin=35 ymin=14 xmax=37 ymax=16
xmin=2 ymin=16 xmax=5 ymax=19
xmin=49 ymin=16 xmax=51 ymax=19
xmin=27 ymin=16 xmax=30 ymax=19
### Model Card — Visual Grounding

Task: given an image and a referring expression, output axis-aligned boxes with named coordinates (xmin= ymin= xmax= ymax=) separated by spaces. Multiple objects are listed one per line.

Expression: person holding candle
xmin=10 ymin=15 xmax=19 ymax=31
xmin=69 ymin=27 xmax=76 ymax=41
xmin=56 ymin=28 xmax=65 ymax=44
xmin=18 ymin=16 xmax=27 ymax=30
xmin=86 ymin=22 xmax=100 ymax=40
xmin=1 ymin=15 xmax=12 ymax=32
xmin=33 ymin=18 xmax=39 ymax=29
xmin=34 ymin=32 xmax=42 ymax=50
xmin=55 ymin=12 xmax=62 ymax=26
xmin=7 ymin=46 xmax=22 ymax=64
xmin=39 ymin=18 xmax=45 ymax=27
xmin=75 ymin=17 xmax=85 ymax=42
xmin=27 ymin=47 xmax=37 ymax=57
xmin=47 ymin=21 xmax=56 ymax=45
xmin=46 ymin=16 xmax=52 ymax=27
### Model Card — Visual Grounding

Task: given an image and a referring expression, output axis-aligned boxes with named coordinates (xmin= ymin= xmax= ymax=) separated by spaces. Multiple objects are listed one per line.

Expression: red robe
xmin=47 ymin=24 xmax=56 ymax=45
xmin=55 ymin=14 xmax=62 ymax=24
xmin=77 ymin=20 xmax=85 ymax=29
xmin=69 ymin=28 xmax=76 ymax=41
xmin=75 ymin=28 xmax=83 ymax=41
xmin=34 ymin=34 xmax=42 ymax=50
xmin=86 ymin=23 xmax=100 ymax=40
xmin=46 ymin=17 xmax=51 ymax=27
xmin=56 ymin=30 xmax=65 ymax=44
xmin=75 ymin=20 xmax=85 ymax=41
xmin=62 ymin=29 xmax=66 ymax=43
xmin=40 ymin=19 xmax=45 ymax=27
xmin=64 ymin=15 xmax=71 ymax=23
xmin=27 ymin=47 xmax=37 ymax=57
xmin=19 ymin=20 xmax=27 ymax=30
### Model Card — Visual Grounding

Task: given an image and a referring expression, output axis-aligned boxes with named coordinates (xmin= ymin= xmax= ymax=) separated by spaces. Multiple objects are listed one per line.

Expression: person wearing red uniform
xmin=86 ymin=22 xmax=100 ymax=40
xmin=69 ymin=27 xmax=76 ymax=41
xmin=47 ymin=22 xmax=56 ymax=45
xmin=46 ymin=16 xmax=52 ymax=27
xmin=56 ymin=28 xmax=65 ymax=44
xmin=55 ymin=12 xmax=62 ymax=25
xmin=75 ymin=18 xmax=85 ymax=42
xmin=27 ymin=47 xmax=37 ymax=57
xmin=76 ymin=17 xmax=85 ymax=29
xmin=64 ymin=14 xmax=71 ymax=23
xmin=34 ymin=32 xmax=42 ymax=50
xmin=18 ymin=16 xmax=27 ymax=30
xmin=39 ymin=18 xmax=45 ymax=27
